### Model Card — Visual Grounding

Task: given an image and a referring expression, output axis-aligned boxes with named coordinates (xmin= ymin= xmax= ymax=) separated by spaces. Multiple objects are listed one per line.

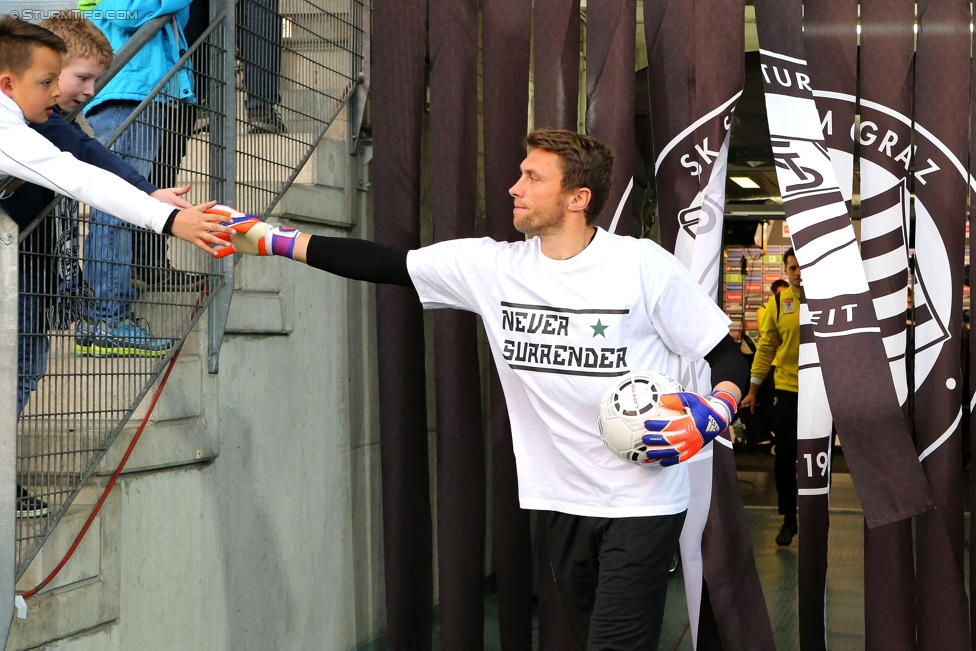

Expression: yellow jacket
xmin=750 ymin=287 xmax=800 ymax=393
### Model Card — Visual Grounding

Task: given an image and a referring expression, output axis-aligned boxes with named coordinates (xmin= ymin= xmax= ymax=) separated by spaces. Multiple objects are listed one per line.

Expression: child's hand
xmin=150 ymin=184 xmax=194 ymax=209
xmin=170 ymin=208 xmax=235 ymax=255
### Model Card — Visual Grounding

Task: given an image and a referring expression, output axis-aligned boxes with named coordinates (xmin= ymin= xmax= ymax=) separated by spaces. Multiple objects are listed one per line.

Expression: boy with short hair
xmin=0 ymin=15 xmax=232 ymax=517
xmin=81 ymin=0 xmax=205 ymax=350
xmin=0 ymin=16 xmax=231 ymax=249
xmin=31 ymin=12 xmax=198 ymax=356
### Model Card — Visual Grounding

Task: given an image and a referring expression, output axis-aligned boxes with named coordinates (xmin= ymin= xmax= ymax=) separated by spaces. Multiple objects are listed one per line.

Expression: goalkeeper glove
xmin=641 ymin=390 xmax=737 ymax=467
xmin=204 ymin=205 xmax=301 ymax=259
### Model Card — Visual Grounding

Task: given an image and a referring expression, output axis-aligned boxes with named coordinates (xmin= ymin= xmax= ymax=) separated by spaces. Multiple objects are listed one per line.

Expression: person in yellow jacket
xmin=741 ymin=248 xmax=801 ymax=546
xmin=755 ymin=278 xmax=789 ymax=332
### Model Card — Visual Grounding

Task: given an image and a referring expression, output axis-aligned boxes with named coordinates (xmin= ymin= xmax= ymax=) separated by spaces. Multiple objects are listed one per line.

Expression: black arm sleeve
xmin=704 ymin=334 xmax=750 ymax=397
xmin=304 ymin=235 xmax=414 ymax=288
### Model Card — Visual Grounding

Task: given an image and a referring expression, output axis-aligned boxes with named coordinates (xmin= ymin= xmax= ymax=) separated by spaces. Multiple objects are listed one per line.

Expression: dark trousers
xmin=186 ymin=0 xmax=282 ymax=108
xmin=238 ymin=0 xmax=282 ymax=108
xmin=773 ymin=389 xmax=799 ymax=523
xmin=547 ymin=510 xmax=687 ymax=650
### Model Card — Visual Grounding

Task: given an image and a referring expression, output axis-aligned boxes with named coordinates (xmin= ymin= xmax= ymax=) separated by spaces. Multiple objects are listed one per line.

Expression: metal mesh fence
xmin=12 ymin=19 xmax=231 ymax=578
xmin=235 ymin=0 xmax=364 ymax=215
xmin=11 ymin=0 xmax=364 ymax=578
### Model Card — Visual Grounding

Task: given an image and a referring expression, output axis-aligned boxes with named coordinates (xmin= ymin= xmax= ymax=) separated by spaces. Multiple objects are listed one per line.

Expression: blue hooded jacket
xmin=83 ymin=0 xmax=196 ymax=115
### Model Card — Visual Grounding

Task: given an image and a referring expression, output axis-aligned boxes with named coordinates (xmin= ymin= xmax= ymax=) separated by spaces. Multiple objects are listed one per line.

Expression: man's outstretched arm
xmin=209 ymin=211 xmax=414 ymax=288
xmin=303 ymin=235 xmax=413 ymax=288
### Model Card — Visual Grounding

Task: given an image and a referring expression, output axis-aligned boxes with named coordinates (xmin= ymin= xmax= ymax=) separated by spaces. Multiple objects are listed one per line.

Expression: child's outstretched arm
xmin=0 ymin=103 xmax=231 ymax=253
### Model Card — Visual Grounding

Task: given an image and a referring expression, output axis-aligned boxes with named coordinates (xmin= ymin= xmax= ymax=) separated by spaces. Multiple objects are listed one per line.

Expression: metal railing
xmin=4 ymin=0 xmax=364 ymax=582
xmin=235 ymin=0 xmax=364 ymax=214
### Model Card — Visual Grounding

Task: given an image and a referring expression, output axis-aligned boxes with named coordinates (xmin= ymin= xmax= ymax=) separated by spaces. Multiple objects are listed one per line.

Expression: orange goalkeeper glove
xmin=204 ymin=205 xmax=301 ymax=259
xmin=641 ymin=390 xmax=737 ymax=466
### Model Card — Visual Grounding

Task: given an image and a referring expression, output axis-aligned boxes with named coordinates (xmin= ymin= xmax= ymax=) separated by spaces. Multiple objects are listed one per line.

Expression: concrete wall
xmin=7 ymin=108 xmax=387 ymax=650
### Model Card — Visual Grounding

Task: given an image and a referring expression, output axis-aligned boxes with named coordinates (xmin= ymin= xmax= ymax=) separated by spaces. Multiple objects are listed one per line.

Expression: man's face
xmin=57 ymin=56 xmax=105 ymax=112
xmin=0 ymin=46 xmax=62 ymax=123
xmin=785 ymin=254 xmax=801 ymax=291
xmin=509 ymin=148 xmax=573 ymax=237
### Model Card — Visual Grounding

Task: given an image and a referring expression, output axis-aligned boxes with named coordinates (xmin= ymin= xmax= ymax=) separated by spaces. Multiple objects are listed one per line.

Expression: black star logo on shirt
xmin=591 ymin=319 xmax=608 ymax=337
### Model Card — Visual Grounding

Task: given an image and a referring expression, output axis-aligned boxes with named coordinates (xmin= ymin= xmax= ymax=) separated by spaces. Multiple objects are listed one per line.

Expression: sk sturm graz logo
xmin=773 ymin=146 xmax=827 ymax=195
xmin=676 ymin=192 xmax=724 ymax=240
xmin=656 ymin=94 xmax=740 ymax=243
xmin=814 ymin=91 xmax=956 ymax=392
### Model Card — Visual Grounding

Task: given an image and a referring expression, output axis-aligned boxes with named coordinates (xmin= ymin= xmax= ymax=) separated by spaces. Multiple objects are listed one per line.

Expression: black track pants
xmin=546 ymin=510 xmax=687 ymax=650
xmin=773 ymin=389 xmax=799 ymax=524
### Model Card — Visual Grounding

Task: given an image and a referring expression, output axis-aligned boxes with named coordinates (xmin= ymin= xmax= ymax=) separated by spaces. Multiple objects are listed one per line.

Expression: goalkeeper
xmin=214 ymin=129 xmax=749 ymax=650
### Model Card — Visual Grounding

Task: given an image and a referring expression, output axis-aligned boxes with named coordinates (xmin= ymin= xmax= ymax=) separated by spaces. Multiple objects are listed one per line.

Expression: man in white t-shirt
xmin=214 ymin=129 xmax=749 ymax=650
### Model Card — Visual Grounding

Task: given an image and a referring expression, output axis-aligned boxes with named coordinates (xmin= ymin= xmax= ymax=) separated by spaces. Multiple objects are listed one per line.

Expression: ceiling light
xmin=730 ymin=176 xmax=761 ymax=189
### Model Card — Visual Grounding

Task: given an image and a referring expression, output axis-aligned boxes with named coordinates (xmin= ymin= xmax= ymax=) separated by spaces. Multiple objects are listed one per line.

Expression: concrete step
xmin=8 ymin=486 xmax=121 ymax=651
xmin=18 ymin=327 xmax=202 ymax=424
xmin=16 ymin=497 xmax=106 ymax=593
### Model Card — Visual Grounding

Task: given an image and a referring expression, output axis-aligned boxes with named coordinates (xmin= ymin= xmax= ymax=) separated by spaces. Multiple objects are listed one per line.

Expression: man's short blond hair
xmin=40 ymin=12 xmax=112 ymax=68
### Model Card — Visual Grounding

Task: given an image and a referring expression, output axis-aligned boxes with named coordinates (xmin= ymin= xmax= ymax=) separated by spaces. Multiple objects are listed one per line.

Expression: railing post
xmin=348 ymin=0 xmax=370 ymax=156
xmin=209 ymin=0 xmax=238 ymax=374
xmin=0 ymin=209 xmax=18 ymax=645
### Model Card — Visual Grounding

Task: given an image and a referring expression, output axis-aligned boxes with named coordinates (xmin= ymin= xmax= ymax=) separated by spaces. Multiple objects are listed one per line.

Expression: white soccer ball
xmin=598 ymin=370 xmax=685 ymax=464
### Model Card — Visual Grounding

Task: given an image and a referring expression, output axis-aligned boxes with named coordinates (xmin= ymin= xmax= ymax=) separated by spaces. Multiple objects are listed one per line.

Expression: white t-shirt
xmin=407 ymin=228 xmax=731 ymax=518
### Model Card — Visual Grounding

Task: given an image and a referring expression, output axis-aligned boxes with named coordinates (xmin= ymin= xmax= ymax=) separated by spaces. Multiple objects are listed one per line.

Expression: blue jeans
xmin=84 ymin=101 xmax=166 ymax=324
xmin=17 ymin=265 xmax=50 ymax=418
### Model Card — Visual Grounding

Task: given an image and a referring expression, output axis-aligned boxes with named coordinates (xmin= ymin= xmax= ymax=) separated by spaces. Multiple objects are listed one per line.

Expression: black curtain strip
xmin=483 ymin=2 xmax=537 ymax=646
xmin=585 ymin=0 xmax=637 ymax=232
xmin=372 ymin=0 xmax=433 ymax=647
xmin=429 ymin=2 xmax=486 ymax=646
xmin=858 ymin=1 xmax=918 ymax=647
xmin=533 ymin=0 xmax=581 ymax=132
xmin=913 ymin=0 xmax=971 ymax=646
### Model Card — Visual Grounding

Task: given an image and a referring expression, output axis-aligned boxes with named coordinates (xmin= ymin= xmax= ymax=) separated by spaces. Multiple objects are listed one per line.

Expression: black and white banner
xmin=797 ymin=2 xmax=854 ymax=647
xmin=969 ymin=7 xmax=976 ymax=643
xmin=753 ymin=0 xmax=932 ymax=531
xmin=645 ymin=2 xmax=775 ymax=649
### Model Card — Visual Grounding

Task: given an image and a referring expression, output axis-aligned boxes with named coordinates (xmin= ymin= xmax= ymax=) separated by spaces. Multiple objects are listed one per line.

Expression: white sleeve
xmin=650 ymin=258 xmax=732 ymax=362
xmin=0 ymin=110 xmax=174 ymax=232
xmin=406 ymin=238 xmax=495 ymax=313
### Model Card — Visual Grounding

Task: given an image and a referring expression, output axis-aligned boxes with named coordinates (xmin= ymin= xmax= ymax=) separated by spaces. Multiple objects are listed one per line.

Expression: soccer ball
xmin=598 ymin=370 xmax=685 ymax=464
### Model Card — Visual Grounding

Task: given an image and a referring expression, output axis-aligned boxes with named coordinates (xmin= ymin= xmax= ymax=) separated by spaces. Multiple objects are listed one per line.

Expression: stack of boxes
xmin=966 ymin=224 xmax=972 ymax=313
xmin=722 ymin=245 xmax=785 ymax=342
xmin=719 ymin=222 xmax=971 ymax=343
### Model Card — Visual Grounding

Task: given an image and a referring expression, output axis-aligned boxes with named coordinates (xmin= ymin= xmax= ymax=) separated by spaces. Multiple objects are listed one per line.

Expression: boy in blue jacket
xmin=2 ymin=15 xmax=204 ymax=516
xmin=80 ymin=0 xmax=202 ymax=357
